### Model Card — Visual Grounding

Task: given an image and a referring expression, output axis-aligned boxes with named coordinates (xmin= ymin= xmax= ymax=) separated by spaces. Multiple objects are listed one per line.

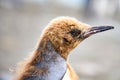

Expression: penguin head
xmin=42 ymin=17 xmax=114 ymax=59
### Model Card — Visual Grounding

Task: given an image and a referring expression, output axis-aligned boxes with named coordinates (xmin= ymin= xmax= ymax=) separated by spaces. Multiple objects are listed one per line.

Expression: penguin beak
xmin=81 ymin=26 xmax=114 ymax=39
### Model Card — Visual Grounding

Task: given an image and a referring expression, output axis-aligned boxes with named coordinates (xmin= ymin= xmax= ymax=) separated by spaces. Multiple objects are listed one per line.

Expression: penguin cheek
xmin=63 ymin=37 xmax=69 ymax=43
xmin=72 ymin=41 xmax=79 ymax=48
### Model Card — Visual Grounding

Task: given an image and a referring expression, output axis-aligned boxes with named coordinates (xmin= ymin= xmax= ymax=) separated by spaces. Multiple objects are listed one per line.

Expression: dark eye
xmin=69 ymin=29 xmax=81 ymax=37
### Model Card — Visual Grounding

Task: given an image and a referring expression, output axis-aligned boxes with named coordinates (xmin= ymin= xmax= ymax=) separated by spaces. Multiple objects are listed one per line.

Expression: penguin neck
xmin=30 ymin=39 xmax=67 ymax=80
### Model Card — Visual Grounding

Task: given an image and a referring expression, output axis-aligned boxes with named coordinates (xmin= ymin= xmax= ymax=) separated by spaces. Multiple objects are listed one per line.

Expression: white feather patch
xmin=62 ymin=69 xmax=71 ymax=80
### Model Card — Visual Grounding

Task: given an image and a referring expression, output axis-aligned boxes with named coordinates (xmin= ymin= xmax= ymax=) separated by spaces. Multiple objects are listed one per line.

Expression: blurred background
xmin=0 ymin=0 xmax=120 ymax=80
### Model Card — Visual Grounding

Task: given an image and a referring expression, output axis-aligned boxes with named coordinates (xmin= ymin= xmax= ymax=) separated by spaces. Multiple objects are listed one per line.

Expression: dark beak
xmin=81 ymin=26 xmax=114 ymax=39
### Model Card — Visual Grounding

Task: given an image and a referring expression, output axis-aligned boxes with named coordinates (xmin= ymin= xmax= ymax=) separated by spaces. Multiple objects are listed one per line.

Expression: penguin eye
xmin=69 ymin=29 xmax=81 ymax=37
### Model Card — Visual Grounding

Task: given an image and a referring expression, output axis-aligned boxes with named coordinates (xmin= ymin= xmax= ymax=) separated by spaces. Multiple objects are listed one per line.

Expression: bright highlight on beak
xmin=81 ymin=26 xmax=114 ymax=39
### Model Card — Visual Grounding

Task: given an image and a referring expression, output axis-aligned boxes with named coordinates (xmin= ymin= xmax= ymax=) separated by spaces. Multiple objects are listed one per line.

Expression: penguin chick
xmin=14 ymin=17 xmax=114 ymax=80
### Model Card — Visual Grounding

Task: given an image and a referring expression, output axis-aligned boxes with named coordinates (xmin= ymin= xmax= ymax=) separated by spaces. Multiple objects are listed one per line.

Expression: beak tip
xmin=108 ymin=26 xmax=114 ymax=29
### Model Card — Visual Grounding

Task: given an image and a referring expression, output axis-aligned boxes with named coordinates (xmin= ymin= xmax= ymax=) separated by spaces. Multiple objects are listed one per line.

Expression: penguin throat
xmin=31 ymin=40 xmax=67 ymax=80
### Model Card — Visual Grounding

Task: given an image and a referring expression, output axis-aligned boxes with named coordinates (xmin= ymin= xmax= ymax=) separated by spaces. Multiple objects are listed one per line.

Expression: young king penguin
xmin=15 ymin=17 xmax=114 ymax=80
